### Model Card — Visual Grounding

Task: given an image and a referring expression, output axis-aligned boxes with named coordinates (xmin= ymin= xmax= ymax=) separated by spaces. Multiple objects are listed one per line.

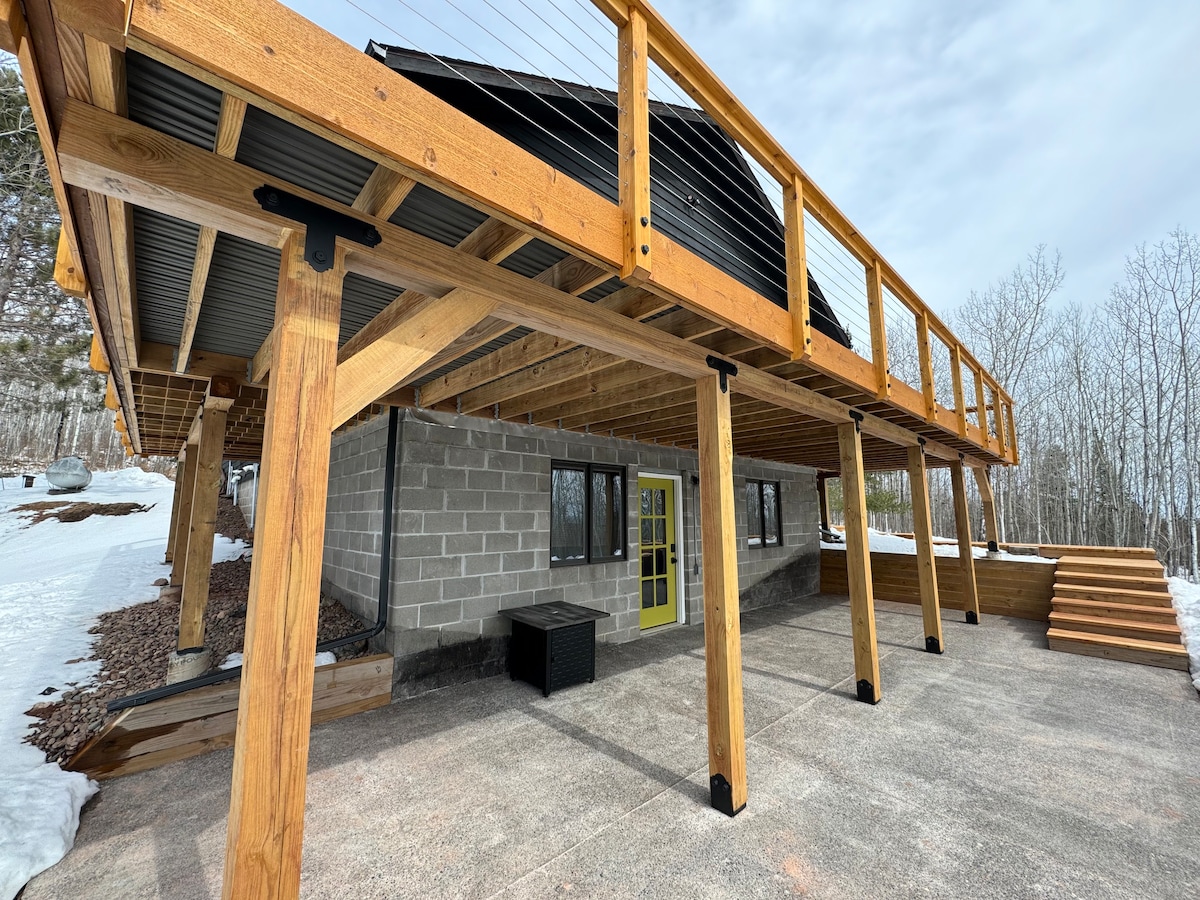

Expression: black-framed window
xmin=550 ymin=461 xmax=626 ymax=566
xmin=746 ymin=479 xmax=781 ymax=548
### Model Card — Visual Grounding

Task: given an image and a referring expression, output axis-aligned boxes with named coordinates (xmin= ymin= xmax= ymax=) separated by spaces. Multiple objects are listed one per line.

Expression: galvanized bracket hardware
xmin=965 ymin=611 xmax=979 ymax=625
xmin=705 ymin=356 xmax=738 ymax=393
xmin=925 ymin=635 xmax=943 ymax=654
xmin=855 ymin=678 xmax=878 ymax=705
xmin=709 ymin=773 xmax=745 ymax=818
xmin=254 ymin=185 xmax=382 ymax=272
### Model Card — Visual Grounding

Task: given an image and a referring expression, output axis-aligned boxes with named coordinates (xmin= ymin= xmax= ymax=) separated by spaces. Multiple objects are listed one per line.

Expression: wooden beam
xmin=351 ymin=164 xmax=415 ymax=218
xmin=906 ymin=444 xmax=944 ymax=654
xmin=177 ymin=94 xmax=247 ymax=373
xmin=55 ymin=228 xmax=88 ymax=297
xmin=950 ymin=458 xmax=981 ymax=624
xmin=837 ymin=419 xmax=881 ymax=703
xmin=223 ymin=232 xmax=343 ymax=899
xmin=695 ymin=372 xmax=747 ymax=817
xmin=866 ymin=259 xmax=889 ymax=400
xmin=972 ymin=465 xmax=999 ymax=551
xmin=0 ymin=0 xmax=23 ymax=55
xmin=52 ymin=0 xmax=129 ymax=50
xmin=164 ymin=446 xmax=187 ymax=564
xmin=785 ymin=173 xmax=811 ymax=360
xmin=88 ymin=332 xmax=109 ymax=373
xmin=331 ymin=291 xmax=498 ymax=428
xmin=169 ymin=437 xmax=200 ymax=586
xmin=57 ymin=102 xmax=1000 ymax=466
xmin=177 ymin=379 xmax=237 ymax=650
xmin=618 ymin=4 xmax=651 ymax=282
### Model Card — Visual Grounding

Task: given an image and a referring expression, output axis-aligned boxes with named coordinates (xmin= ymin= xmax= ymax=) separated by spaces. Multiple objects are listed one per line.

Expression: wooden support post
xmin=695 ymin=371 xmax=747 ymax=817
xmin=973 ymin=367 xmax=988 ymax=445
xmin=177 ymin=380 xmax=236 ymax=650
xmin=785 ymin=173 xmax=811 ymax=360
xmin=837 ymin=418 xmax=881 ymax=703
xmin=916 ymin=310 xmax=936 ymax=420
xmin=906 ymin=445 xmax=943 ymax=654
xmin=164 ymin=447 xmax=186 ymax=565
xmin=618 ymin=4 xmax=651 ymax=282
xmin=950 ymin=344 xmax=967 ymax=437
xmin=972 ymin=466 xmax=1000 ymax=552
xmin=222 ymin=232 xmax=344 ymax=899
xmin=169 ymin=438 xmax=199 ymax=586
xmin=816 ymin=475 xmax=830 ymax=531
xmin=950 ymin=458 xmax=981 ymax=624
xmin=866 ymin=260 xmax=890 ymax=399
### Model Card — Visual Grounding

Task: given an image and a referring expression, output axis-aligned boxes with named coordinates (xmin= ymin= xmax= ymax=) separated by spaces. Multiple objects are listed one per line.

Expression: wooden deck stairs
xmin=1047 ymin=553 xmax=1188 ymax=670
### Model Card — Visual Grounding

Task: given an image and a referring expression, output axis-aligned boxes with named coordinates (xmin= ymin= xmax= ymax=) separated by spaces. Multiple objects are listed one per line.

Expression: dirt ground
xmin=24 ymin=496 xmax=368 ymax=765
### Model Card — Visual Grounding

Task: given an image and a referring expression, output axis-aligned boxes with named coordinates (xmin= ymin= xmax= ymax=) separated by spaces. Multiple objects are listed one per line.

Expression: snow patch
xmin=221 ymin=651 xmax=339 ymax=671
xmin=1167 ymin=578 xmax=1200 ymax=690
xmin=0 ymin=469 xmax=248 ymax=897
xmin=821 ymin=527 xmax=1055 ymax=563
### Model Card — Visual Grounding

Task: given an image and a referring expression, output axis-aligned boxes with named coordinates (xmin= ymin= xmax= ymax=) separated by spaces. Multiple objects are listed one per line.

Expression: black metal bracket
xmin=925 ymin=635 xmax=943 ymax=654
xmin=965 ymin=611 xmax=979 ymax=625
xmin=254 ymin=185 xmax=382 ymax=272
xmin=848 ymin=409 xmax=863 ymax=433
xmin=709 ymin=774 xmax=745 ymax=817
xmin=705 ymin=356 xmax=738 ymax=393
xmin=855 ymin=679 xmax=878 ymax=704
xmin=987 ymin=540 xmax=999 ymax=552
xmin=917 ymin=436 xmax=926 ymax=447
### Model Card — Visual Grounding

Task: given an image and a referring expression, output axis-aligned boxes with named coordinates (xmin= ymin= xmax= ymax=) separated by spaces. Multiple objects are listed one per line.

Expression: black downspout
xmin=108 ymin=407 xmax=400 ymax=712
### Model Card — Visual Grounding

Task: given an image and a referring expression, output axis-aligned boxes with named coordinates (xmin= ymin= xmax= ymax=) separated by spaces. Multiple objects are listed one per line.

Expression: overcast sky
xmin=288 ymin=0 xmax=1200 ymax=317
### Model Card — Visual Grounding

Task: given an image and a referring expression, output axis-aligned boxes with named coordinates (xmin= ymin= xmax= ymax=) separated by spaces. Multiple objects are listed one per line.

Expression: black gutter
xmin=108 ymin=407 xmax=400 ymax=712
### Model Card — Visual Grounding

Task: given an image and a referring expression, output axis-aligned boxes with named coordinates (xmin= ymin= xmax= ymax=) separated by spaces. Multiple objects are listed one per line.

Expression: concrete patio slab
xmin=23 ymin=596 xmax=1200 ymax=899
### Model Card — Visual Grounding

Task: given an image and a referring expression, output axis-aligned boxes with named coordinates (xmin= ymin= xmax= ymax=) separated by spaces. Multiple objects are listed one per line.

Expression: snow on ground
xmin=1168 ymin=578 xmax=1200 ymax=690
xmin=0 ymin=469 xmax=247 ymax=899
xmin=821 ymin=527 xmax=1056 ymax=563
xmin=219 ymin=651 xmax=337 ymax=670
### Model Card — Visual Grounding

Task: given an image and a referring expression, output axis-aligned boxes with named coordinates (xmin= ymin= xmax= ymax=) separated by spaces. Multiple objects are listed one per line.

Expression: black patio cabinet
xmin=504 ymin=601 xmax=610 ymax=697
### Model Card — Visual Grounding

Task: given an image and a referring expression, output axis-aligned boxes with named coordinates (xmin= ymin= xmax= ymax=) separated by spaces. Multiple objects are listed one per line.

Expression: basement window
xmin=746 ymin=480 xmax=781 ymax=549
xmin=550 ymin=461 xmax=626 ymax=566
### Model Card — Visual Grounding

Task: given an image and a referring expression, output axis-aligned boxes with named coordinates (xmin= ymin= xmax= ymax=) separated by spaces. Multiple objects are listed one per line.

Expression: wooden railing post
xmin=973 ymin=367 xmax=988 ymax=445
xmin=906 ymin=444 xmax=944 ymax=654
xmin=972 ymin=466 xmax=1000 ymax=552
xmin=950 ymin=457 xmax=981 ymax=624
xmin=837 ymin=416 xmax=881 ymax=703
xmin=950 ymin=344 xmax=967 ymax=437
xmin=866 ymin=260 xmax=890 ymax=399
xmin=1005 ymin=402 xmax=1019 ymax=464
xmin=176 ymin=380 xmax=236 ymax=651
xmin=618 ymin=5 xmax=651 ymax=283
xmin=916 ymin=310 xmax=936 ymax=421
xmin=169 ymin=437 xmax=199 ymax=586
xmin=785 ymin=173 xmax=811 ymax=359
xmin=223 ymin=232 xmax=344 ymax=899
xmin=695 ymin=370 xmax=747 ymax=816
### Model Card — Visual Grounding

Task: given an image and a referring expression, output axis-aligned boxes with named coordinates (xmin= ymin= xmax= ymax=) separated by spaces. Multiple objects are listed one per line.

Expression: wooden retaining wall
xmin=67 ymin=653 xmax=393 ymax=780
xmin=820 ymin=549 xmax=1057 ymax=621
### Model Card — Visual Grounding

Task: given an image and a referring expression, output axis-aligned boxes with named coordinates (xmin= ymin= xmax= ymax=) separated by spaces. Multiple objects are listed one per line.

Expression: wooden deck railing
xmin=594 ymin=0 xmax=1017 ymax=463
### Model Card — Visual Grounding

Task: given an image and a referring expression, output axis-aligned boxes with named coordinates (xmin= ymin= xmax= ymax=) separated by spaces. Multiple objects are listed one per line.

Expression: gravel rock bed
xmin=25 ymin=498 xmax=370 ymax=765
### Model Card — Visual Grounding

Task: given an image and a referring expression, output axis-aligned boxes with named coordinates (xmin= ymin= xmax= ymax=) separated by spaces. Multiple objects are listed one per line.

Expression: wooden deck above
xmin=6 ymin=0 xmax=1018 ymax=476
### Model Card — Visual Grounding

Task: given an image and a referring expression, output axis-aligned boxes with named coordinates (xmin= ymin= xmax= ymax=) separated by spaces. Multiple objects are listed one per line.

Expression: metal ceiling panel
xmin=191 ymin=233 xmax=280 ymax=359
xmin=388 ymin=182 xmax=490 ymax=247
xmin=126 ymin=51 xmax=222 ymax=150
xmin=132 ymin=207 xmax=202 ymax=347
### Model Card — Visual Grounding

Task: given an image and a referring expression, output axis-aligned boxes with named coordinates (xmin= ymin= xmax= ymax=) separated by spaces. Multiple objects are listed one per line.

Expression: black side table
xmin=504 ymin=601 xmax=610 ymax=697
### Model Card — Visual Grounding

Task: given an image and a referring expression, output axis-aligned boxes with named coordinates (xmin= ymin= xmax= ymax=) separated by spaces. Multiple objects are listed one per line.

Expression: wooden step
xmin=1052 ymin=583 xmax=1174 ymax=606
xmin=1050 ymin=597 xmax=1181 ymax=624
xmin=1056 ymin=555 xmax=1165 ymax=578
xmin=1048 ymin=611 xmax=1182 ymax=644
xmin=1053 ymin=570 xmax=1170 ymax=593
xmin=1046 ymin=628 xmax=1190 ymax=671
xmin=1037 ymin=545 xmax=1159 ymax=561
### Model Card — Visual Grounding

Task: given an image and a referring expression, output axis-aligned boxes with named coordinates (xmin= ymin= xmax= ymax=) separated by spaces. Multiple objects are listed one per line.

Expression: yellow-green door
xmin=638 ymin=476 xmax=678 ymax=629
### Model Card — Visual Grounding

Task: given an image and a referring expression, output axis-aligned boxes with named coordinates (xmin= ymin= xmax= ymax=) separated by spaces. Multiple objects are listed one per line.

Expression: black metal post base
xmin=855 ymin=679 xmax=879 ymax=704
xmin=965 ymin=611 xmax=979 ymax=625
xmin=925 ymin=635 xmax=943 ymax=654
xmin=709 ymin=774 xmax=746 ymax=817
xmin=987 ymin=540 xmax=999 ymax=552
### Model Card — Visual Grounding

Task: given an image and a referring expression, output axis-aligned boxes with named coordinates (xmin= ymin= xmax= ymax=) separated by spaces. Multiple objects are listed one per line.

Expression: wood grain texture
xmin=163 ymin=449 xmax=186 ymax=564
xmin=837 ymin=421 xmax=881 ymax=702
xmin=906 ymin=445 xmax=943 ymax=650
xmin=866 ymin=259 xmax=889 ymax=399
xmin=222 ymin=233 xmax=343 ymax=900
xmin=351 ymin=163 xmax=414 ymax=218
xmin=169 ymin=439 xmax=200 ymax=586
xmin=950 ymin=460 xmax=981 ymax=620
xmin=67 ymin=654 xmax=393 ymax=780
xmin=972 ymin=466 xmax=999 ymax=548
xmin=784 ymin=173 xmax=810 ymax=360
xmin=696 ymin=374 xmax=747 ymax=813
xmin=177 ymin=393 xmax=233 ymax=650
xmin=618 ymin=6 xmax=650 ymax=282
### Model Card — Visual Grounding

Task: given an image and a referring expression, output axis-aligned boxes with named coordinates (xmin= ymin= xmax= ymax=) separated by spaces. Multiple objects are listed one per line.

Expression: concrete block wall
xmin=322 ymin=408 xmax=821 ymax=695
